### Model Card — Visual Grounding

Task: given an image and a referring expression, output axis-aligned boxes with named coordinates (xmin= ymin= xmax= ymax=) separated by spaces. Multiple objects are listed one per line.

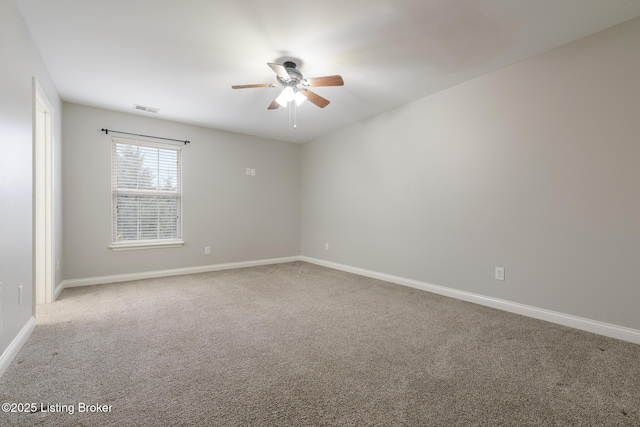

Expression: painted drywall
xmin=62 ymin=103 xmax=301 ymax=280
xmin=302 ymin=17 xmax=640 ymax=331
xmin=0 ymin=0 xmax=63 ymax=355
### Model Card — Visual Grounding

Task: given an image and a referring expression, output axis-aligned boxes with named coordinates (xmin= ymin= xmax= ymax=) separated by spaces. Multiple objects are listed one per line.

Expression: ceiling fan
xmin=232 ymin=61 xmax=344 ymax=110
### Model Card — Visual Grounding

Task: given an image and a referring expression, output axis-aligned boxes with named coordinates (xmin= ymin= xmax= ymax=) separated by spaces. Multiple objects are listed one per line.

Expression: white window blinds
xmin=111 ymin=137 xmax=182 ymax=248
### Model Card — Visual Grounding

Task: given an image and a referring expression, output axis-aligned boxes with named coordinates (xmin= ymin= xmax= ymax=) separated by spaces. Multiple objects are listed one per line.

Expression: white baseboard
xmin=0 ymin=317 xmax=36 ymax=379
xmin=58 ymin=256 xmax=301 ymax=290
xmin=300 ymin=256 xmax=640 ymax=345
xmin=54 ymin=280 xmax=65 ymax=300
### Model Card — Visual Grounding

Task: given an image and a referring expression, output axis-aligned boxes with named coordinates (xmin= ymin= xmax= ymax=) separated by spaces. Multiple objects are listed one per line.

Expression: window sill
xmin=110 ymin=241 xmax=184 ymax=251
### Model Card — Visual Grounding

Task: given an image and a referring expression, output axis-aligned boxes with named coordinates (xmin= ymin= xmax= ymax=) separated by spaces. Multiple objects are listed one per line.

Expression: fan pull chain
xmin=293 ymin=101 xmax=297 ymax=129
xmin=288 ymin=101 xmax=297 ymax=129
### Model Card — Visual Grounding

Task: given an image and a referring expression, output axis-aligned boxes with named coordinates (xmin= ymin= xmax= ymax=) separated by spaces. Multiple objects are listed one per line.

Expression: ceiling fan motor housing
xmin=279 ymin=61 xmax=303 ymax=85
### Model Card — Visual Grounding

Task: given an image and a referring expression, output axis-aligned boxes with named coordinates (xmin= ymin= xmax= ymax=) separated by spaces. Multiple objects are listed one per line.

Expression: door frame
xmin=33 ymin=79 xmax=54 ymax=306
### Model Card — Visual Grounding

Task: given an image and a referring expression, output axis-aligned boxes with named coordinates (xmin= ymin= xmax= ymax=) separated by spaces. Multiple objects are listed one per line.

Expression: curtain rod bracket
xmin=101 ymin=128 xmax=190 ymax=145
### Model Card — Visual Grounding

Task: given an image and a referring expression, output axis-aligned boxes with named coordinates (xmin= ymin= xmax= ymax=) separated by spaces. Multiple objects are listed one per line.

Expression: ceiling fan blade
xmin=267 ymin=97 xmax=280 ymax=110
xmin=302 ymin=75 xmax=344 ymax=87
xmin=267 ymin=63 xmax=290 ymax=81
xmin=231 ymin=83 xmax=276 ymax=89
xmin=301 ymin=89 xmax=330 ymax=108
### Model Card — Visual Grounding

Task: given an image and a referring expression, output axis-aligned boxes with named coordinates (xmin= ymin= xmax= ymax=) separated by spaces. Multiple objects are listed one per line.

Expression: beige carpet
xmin=1 ymin=261 xmax=639 ymax=426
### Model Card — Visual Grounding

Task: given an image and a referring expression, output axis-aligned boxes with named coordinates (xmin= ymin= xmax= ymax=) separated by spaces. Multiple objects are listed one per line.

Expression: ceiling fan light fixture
xmin=294 ymin=91 xmax=307 ymax=106
xmin=276 ymin=86 xmax=295 ymax=107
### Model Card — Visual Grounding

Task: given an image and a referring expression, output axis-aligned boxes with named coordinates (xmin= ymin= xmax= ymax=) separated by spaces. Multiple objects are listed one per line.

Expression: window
xmin=111 ymin=137 xmax=183 ymax=250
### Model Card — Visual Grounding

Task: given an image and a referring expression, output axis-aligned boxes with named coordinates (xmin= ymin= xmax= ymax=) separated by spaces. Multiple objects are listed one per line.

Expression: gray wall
xmin=301 ymin=18 xmax=640 ymax=330
xmin=0 ymin=0 xmax=63 ymax=354
xmin=63 ymin=103 xmax=301 ymax=279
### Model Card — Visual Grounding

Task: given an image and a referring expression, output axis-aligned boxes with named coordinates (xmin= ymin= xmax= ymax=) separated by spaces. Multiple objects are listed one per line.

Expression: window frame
xmin=109 ymin=137 xmax=184 ymax=251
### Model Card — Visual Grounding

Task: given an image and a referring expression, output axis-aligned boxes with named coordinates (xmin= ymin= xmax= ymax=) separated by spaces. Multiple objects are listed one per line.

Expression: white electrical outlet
xmin=18 ymin=285 xmax=23 ymax=305
xmin=251 ymin=168 xmax=256 ymax=176
xmin=325 ymin=243 xmax=329 ymax=251
xmin=495 ymin=267 xmax=505 ymax=281
xmin=205 ymin=246 xmax=211 ymax=255
xmin=246 ymin=168 xmax=251 ymax=175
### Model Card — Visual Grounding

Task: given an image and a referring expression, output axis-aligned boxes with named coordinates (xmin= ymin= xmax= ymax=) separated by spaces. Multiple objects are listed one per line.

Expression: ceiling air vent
xmin=133 ymin=104 xmax=160 ymax=114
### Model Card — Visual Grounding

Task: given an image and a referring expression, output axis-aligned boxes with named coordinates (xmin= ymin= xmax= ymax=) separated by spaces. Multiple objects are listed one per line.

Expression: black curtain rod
xmin=101 ymin=128 xmax=190 ymax=145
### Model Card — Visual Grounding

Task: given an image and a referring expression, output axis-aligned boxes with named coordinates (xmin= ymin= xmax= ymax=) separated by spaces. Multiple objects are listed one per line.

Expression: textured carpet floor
xmin=1 ymin=261 xmax=639 ymax=426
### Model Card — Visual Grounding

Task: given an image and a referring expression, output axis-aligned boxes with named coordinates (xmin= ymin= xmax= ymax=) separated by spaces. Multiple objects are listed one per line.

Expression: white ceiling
xmin=16 ymin=0 xmax=640 ymax=143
